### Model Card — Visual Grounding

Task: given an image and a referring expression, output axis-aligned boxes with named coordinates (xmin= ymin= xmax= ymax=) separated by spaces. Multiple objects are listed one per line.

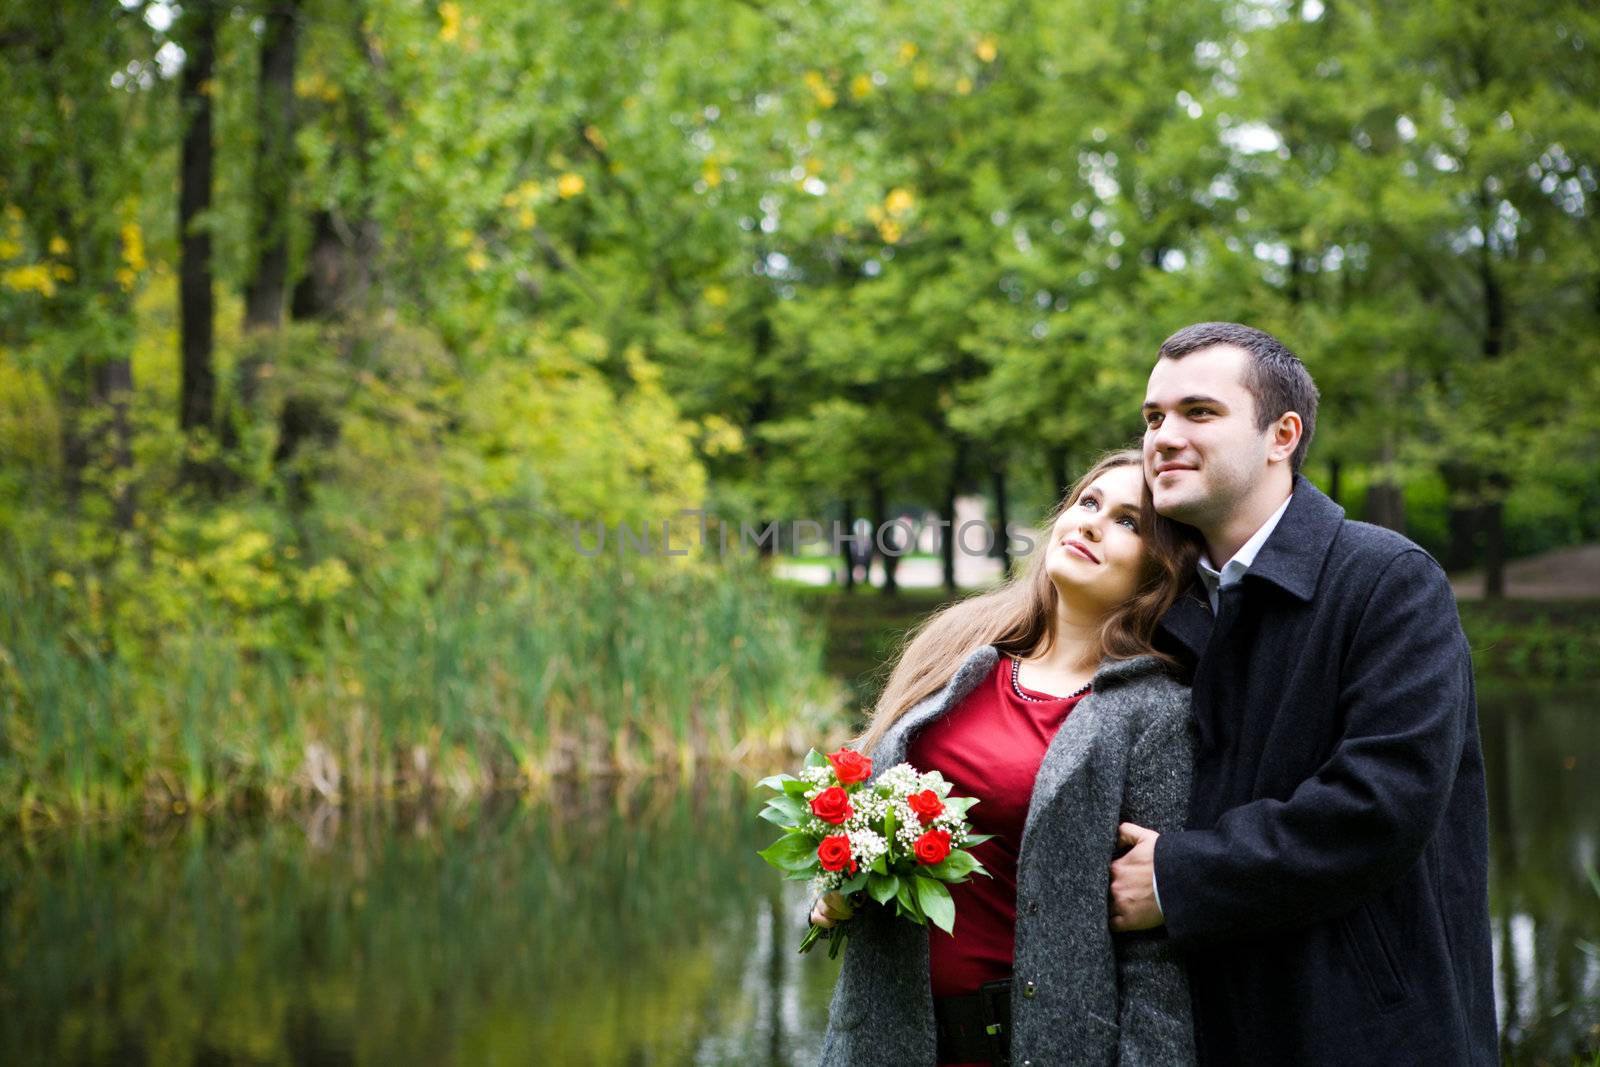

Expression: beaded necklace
xmin=1009 ymin=656 xmax=1093 ymax=703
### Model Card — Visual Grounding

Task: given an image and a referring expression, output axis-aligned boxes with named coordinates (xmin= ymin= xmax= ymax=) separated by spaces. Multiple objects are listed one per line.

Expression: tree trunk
xmin=870 ymin=480 xmax=898 ymax=596
xmin=838 ymin=498 xmax=856 ymax=590
xmin=243 ymin=0 xmax=300 ymax=332
xmin=942 ymin=480 xmax=959 ymax=595
xmin=991 ymin=465 xmax=1012 ymax=577
xmin=178 ymin=1 xmax=218 ymax=438
xmin=95 ymin=358 xmax=136 ymax=529
xmin=1048 ymin=446 xmax=1069 ymax=504
xmin=1482 ymin=480 xmax=1507 ymax=599
xmin=1328 ymin=457 xmax=1342 ymax=508
xmin=61 ymin=356 xmax=136 ymax=530
xmin=1366 ymin=436 xmax=1406 ymax=533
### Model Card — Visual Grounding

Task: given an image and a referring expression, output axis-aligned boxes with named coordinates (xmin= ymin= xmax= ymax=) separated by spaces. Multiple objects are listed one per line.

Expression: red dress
xmin=905 ymin=656 xmax=1088 ymax=1066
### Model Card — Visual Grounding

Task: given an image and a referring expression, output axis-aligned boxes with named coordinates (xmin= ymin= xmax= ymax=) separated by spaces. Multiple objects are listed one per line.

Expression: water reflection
xmin=0 ymin=689 xmax=1594 ymax=1066
xmin=0 ymin=778 xmax=840 ymax=1066
xmin=1483 ymin=688 xmax=1600 ymax=1065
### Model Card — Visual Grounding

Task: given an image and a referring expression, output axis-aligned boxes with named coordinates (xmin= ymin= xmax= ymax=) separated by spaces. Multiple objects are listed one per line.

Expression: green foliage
xmin=3 ymin=0 xmax=1599 ymax=817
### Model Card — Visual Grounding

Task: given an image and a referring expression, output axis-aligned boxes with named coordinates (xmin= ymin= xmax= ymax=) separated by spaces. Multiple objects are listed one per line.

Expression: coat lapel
xmin=870 ymin=646 xmax=1166 ymax=868
xmin=868 ymin=644 xmax=1000 ymax=772
xmin=1021 ymin=655 xmax=1165 ymax=841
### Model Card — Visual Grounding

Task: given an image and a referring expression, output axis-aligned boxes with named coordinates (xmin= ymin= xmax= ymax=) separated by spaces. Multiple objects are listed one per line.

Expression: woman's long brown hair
xmin=853 ymin=449 xmax=1200 ymax=755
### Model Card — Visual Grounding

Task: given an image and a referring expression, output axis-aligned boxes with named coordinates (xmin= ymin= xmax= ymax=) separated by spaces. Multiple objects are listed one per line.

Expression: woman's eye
xmin=1081 ymin=497 xmax=1098 ymax=511
xmin=1117 ymin=517 xmax=1138 ymax=531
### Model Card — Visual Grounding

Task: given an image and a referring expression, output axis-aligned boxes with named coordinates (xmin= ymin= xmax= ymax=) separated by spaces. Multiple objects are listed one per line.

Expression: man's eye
xmin=1144 ymin=413 xmax=1162 ymax=427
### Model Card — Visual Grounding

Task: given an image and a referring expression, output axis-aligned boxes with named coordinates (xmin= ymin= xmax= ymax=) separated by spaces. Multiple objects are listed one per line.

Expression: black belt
xmin=933 ymin=978 xmax=1012 ymax=1066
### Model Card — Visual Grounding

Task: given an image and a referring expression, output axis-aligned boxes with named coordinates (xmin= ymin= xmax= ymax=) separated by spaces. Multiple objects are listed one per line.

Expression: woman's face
xmin=1044 ymin=464 xmax=1148 ymax=610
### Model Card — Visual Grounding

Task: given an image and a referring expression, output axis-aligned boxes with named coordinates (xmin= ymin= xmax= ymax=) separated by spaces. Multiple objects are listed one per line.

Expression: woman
xmin=809 ymin=449 xmax=1201 ymax=1067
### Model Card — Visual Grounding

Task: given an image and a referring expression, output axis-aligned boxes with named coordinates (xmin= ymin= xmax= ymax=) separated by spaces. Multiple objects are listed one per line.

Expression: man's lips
xmin=1063 ymin=539 xmax=1099 ymax=564
xmin=1153 ymin=462 xmax=1196 ymax=476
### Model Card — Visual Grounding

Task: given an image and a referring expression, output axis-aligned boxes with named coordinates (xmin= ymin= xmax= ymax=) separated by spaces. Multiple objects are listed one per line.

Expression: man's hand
xmin=1110 ymin=822 xmax=1164 ymax=932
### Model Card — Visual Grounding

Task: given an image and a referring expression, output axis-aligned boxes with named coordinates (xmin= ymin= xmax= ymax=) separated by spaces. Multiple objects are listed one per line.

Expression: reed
xmin=0 ymin=547 xmax=842 ymax=824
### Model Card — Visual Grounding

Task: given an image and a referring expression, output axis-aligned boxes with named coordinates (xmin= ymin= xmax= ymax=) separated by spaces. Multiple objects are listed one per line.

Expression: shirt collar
xmin=1197 ymin=492 xmax=1293 ymax=611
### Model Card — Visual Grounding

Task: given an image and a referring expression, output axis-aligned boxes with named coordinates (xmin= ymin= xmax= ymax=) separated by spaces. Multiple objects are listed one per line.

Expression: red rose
xmin=809 ymin=786 xmax=854 ymax=825
xmin=907 ymin=789 xmax=944 ymax=825
xmin=827 ymin=747 xmax=874 ymax=785
xmin=914 ymin=828 xmax=952 ymax=866
xmin=817 ymin=834 xmax=856 ymax=873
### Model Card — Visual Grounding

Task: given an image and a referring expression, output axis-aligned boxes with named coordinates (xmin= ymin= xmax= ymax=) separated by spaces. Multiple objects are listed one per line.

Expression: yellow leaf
xmin=48 ymin=235 xmax=69 ymax=255
xmin=956 ymin=75 xmax=973 ymax=95
xmin=516 ymin=207 xmax=537 ymax=230
xmin=465 ymin=248 xmax=489 ymax=272
xmin=876 ymin=218 xmax=903 ymax=244
xmin=704 ymin=284 xmax=729 ymax=308
xmin=584 ymin=124 xmax=607 ymax=150
xmin=885 ymin=187 xmax=915 ymax=217
xmin=439 ymin=1 xmax=461 ymax=42
xmin=557 ymin=173 xmax=586 ymax=198
xmin=898 ymin=41 xmax=919 ymax=63
xmin=803 ymin=70 xmax=837 ymax=108
xmin=975 ymin=36 xmax=998 ymax=63
xmin=702 ymin=161 xmax=723 ymax=188
xmin=850 ymin=73 xmax=873 ymax=100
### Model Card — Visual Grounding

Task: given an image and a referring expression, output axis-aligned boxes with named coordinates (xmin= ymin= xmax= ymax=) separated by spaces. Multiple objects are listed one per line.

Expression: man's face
xmin=1141 ymin=345 xmax=1272 ymax=530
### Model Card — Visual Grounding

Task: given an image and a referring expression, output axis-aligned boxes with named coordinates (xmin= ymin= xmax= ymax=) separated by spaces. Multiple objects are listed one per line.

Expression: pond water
xmin=1 ymin=688 xmax=1594 ymax=1065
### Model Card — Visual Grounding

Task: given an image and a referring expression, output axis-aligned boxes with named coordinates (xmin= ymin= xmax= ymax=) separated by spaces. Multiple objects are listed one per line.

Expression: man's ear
xmin=1267 ymin=412 xmax=1302 ymax=465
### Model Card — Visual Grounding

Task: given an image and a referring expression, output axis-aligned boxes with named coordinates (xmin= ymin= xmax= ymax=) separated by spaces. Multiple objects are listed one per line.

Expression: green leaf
xmin=870 ymin=853 xmax=888 ymax=875
xmin=916 ymin=876 xmax=955 ymax=934
xmin=883 ymin=805 xmax=897 ymax=849
xmin=840 ymin=870 xmax=869 ymax=894
xmin=868 ymin=872 xmax=900 ymax=905
xmin=764 ymin=793 xmax=808 ymax=823
xmin=758 ymin=805 xmax=795 ymax=828
xmin=962 ymin=833 xmax=994 ymax=847
xmin=939 ymin=850 xmax=982 ymax=879
xmin=895 ymin=875 xmax=924 ymax=923
xmin=942 ymin=796 xmax=978 ymax=818
xmin=781 ymin=778 xmax=810 ymax=797
xmin=756 ymin=832 xmax=819 ymax=872
xmin=755 ymin=773 xmax=797 ymax=792
xmin=803 ymin=748 xmax=828 ymax=771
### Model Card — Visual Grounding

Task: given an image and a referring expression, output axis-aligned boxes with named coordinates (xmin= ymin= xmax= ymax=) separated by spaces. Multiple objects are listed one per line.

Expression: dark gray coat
xmin=817 ymin=645 xmax=1198 ymax=1067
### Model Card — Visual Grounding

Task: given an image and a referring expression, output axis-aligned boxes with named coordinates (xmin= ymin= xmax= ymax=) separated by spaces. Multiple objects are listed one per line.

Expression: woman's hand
xmin=809 ymin=890 xmax=855 ymax=928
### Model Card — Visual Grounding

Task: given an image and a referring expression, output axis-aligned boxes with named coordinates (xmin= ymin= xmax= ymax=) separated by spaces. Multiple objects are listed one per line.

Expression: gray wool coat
xmin=816 ymin=645 xmax=1197 ymax=1067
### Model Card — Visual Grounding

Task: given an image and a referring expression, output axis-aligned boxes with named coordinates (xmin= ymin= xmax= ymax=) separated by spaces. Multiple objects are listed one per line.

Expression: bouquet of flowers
xmin=756 ymin=746 xmax=991 ymax=958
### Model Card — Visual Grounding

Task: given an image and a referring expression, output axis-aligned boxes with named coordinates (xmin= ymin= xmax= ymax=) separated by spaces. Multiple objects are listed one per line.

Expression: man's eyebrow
xmin=1142 ymin=394 xmax=1228 ymax=411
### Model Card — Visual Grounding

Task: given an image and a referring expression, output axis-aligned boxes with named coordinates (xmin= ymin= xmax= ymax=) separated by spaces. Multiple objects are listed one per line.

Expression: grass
xmin=0 ymin=556 xmax=843 ymax=826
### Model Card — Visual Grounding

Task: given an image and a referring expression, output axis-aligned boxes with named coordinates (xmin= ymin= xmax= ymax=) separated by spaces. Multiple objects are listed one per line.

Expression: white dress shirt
xmin=1152 ymin=493 xmax=1292 ymax=917
xmin=1195 ymin=494 xmax=1294 ymax=613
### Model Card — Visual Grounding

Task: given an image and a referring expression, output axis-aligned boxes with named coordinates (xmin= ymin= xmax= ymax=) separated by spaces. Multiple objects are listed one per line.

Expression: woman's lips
xmin=1063 ymin=539 xmax=1099 ymax=563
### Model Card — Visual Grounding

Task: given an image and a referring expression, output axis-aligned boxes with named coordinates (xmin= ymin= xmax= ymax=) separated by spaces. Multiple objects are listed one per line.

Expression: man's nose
xmin=1150 ymin=419 xmax=1184 ymax=452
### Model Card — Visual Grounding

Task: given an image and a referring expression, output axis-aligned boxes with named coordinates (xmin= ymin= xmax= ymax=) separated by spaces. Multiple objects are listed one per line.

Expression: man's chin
xmin=1152 ymin=488 xmax=1205 ymax=522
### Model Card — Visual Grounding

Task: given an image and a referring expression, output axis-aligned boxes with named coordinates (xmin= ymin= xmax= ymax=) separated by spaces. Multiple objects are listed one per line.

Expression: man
xmin=1108 ymin=322 xmax=1496 ymax=1065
